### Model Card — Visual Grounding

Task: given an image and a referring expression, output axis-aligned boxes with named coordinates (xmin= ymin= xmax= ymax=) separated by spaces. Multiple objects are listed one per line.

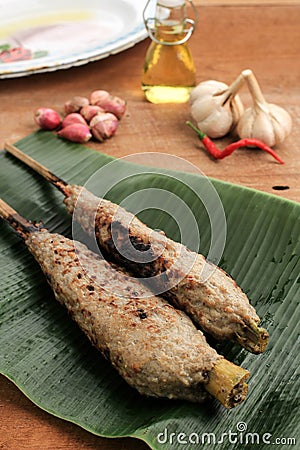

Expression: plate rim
xmin=0 ymin=0 xmax=148 ymax=78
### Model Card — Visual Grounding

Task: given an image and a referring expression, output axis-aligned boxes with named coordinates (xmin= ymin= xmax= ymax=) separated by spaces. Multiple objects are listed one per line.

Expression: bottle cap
xmin=157 ymin=0 xmax=185 ymax=7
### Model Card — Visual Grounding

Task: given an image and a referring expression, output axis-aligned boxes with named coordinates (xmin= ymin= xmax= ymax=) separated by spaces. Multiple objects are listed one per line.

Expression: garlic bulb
xmin=189 ymin=75 xmax=245 ymax=138
xmin=237 ymin=69 xmax=292 ymax=147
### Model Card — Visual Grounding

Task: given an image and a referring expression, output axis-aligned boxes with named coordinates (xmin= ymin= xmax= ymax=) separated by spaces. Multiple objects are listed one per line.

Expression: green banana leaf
xmin=0 ymin=132 xmax=299 ymax=449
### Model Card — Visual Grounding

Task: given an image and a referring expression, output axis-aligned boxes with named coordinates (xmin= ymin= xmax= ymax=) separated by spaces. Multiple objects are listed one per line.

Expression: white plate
xmin=0 ymin=0 xmax=148 ymax=78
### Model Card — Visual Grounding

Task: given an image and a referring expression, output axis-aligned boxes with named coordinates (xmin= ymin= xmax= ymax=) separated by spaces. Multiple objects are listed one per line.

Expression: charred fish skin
xmin=64 ymin=185 xmax=268 ymax=353
xmin=25 ymin=231 xmax=221 ymax=402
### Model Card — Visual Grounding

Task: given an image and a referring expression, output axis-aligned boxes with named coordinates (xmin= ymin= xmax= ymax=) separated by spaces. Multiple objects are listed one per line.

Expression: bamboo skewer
xmin=4 ymin=142 xmax=69 ymax=196
xmin=0 ymin=197 xmax=250 ymax=409
xmin=4 ymin=142 xmax=269 ymax=355
xmin=206 ymin=359 xmax=249 ymax=409
xmin=0 ymin=198 xmax=42 ymax=239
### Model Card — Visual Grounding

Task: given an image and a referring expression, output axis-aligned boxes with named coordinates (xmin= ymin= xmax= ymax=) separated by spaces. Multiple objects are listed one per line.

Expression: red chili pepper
xmin=186 ymin=121 xmax=284 ymax=164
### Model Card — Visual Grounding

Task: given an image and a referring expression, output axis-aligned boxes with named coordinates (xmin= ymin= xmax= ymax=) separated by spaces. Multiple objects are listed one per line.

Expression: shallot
xmin=62 ymin=113 xmax=88 ymax=128
xmin=90 ymin=113 xmax=118 ymax=141
xmin=64 ymin=96 xmax=89 ymax=114
xmin=58 ymin=123 xmax=92 ymax=143
xmin=90 ymin=90 xmax=126 ymax=119
xmin=34 ymin=89 xmax=126 ymax=144
xmin=34 ymin=107 xmax=61 ymax=131
xmin=80 ymin=105 xmax=105 ymax=123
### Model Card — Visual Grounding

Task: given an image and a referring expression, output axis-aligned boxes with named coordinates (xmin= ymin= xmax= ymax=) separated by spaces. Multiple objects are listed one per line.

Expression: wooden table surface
xmin=1 ymin=4 xmax=300 ymax=450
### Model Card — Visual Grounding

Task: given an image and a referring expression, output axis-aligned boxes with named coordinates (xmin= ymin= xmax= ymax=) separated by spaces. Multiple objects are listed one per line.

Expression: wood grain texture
xmin=198 ymin=0 xmax=300 ymax=4
xmin=0 ymin=4 xmax=300 ymax=450
xmin=0 ymin=375 xmax=148 ymax=450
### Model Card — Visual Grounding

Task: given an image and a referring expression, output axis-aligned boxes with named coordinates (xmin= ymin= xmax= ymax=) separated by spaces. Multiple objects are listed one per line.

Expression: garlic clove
xmin=190 ymin=80 xmax=228 ymax=105
xmin=239 ymin=69 xmax=293 ymax=147
xmin=199 ymin=107 xmax=233 ymax=139
xmin=252 ymin=109 xmax=276 ymax=147
xmin=237 ymin=107 xmax=275 ymax=147
xmin=189 ymin=75 xmax=245 ymax=138
xmin=236 ymin=108 xmax=253 ymax=136
xmin=190 ymin=96 xmax=221 ymax=122
xmin=269 ymin=104 xmax=292 ymax=143
xmin=237 ymin=104 xmax=292 ymax=147
xmin=230 ymin=95 xmax=244 ymax=131
xmin=191 ymin=95 xmax=241 ymax=139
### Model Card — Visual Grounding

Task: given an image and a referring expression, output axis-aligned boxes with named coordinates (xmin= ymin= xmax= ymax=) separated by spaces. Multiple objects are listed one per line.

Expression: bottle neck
xmin=143 ymin=0 xmax=196 ymax=46
xmin=155 ymin=1 xmax=186 ymax=29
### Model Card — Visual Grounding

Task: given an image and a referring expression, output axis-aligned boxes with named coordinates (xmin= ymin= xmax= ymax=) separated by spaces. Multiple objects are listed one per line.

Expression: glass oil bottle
xmin=142 ymin=0 xmax=198 ymax=104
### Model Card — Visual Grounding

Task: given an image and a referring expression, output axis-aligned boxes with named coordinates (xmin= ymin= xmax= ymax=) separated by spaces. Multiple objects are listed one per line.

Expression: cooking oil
xmin=142 ymin=0 xmax=197 ymax=104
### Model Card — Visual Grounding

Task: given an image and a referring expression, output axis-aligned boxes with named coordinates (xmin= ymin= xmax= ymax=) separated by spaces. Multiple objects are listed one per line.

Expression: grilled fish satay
xmin=0 ymin=198 xmax=250 ymax=409
xmin=4 ymin=143 xmax=268 ymax=353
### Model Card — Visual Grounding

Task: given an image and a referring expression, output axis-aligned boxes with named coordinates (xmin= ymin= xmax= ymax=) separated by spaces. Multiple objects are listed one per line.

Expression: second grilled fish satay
xmin=5 ymin=143 xmax=268 ymax=353
xmin=0 ymin=198 xmax=250 ymax=409
xmin=66 ymin=186 xmax=268 ymax=354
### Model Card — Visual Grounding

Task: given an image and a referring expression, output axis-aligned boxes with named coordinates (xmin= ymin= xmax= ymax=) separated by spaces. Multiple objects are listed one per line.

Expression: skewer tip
xmin=205 ymin=358 xmax=250 ymax=409
xmin=235 ymin=321 xmax=269 ymax=354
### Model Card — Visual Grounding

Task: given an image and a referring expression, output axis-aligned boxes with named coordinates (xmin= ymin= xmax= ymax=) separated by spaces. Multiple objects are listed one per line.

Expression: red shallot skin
xmin=90 ymin=90 xmax=126 ymax=119
xmin=64 ymin=96 xmax=89 ymax=114
xmin=90 ymin=90 xmax=110 ymax=106
xmin=58 ymin=123 xmax=92 ymax=143
xmin=90 ymin=112 xmax=118 ymax=141
xmin=62 ymin=113 xmax=88 ymax=128
xmin=34 ymin=107 xmax=62 ymax=130
xmin=80 ymin=105 xmax=105 ymax=123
